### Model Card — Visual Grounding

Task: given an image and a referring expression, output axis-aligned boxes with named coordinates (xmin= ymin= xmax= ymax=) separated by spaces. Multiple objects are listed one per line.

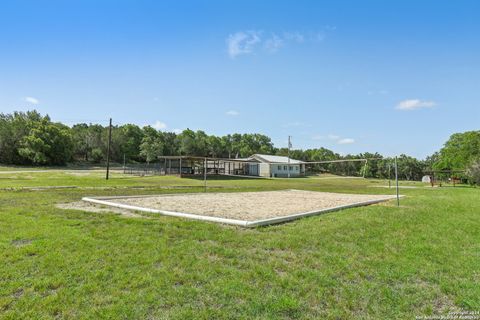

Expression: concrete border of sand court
xmin=82 ymin=189 xmax=402 ymax=227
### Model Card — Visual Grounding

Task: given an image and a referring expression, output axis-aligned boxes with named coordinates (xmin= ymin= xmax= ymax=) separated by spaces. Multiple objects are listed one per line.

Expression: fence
xmin=123 ymin=163 xmax=165 ymax=176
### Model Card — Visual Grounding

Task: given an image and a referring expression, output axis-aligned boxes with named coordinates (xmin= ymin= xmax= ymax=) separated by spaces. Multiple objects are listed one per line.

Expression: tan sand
xmin=56 ymin=201 xmax=146 ymax=218
xmin=111 ymin=190 xmax=396 ymax=221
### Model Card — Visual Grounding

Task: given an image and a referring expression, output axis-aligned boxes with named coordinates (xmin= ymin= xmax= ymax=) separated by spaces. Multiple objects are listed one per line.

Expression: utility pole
xmin=106 ymin=118 xmax=112 ymax=180
xmin=287 ymin=136 xmax=292 ymax=178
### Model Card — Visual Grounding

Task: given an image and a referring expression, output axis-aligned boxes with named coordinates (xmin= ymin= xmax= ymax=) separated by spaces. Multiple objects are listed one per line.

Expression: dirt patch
xmin=56 ymin=201 xmax=147 ymax=218
xmin=65 ymin=171 xmax=91 ymax=176
xmin=11 ymin=239 xmax=33 ymax=247
xmin=12 ymin=288 xmax=24 ymax=298
xmin=370 ymin=185 xmax=430 ymax=189
xmin=106 ymin=190 xmax=397 ymax=221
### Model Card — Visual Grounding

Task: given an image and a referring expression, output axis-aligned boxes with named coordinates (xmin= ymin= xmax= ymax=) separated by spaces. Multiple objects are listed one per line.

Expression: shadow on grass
xmin=183 ymin=174 xmax=317 ymax=181
xmin=182 ymin=175 xmax=267 ymax=181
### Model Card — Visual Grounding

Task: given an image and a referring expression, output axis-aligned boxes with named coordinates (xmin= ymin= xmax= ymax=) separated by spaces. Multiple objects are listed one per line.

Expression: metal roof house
xmin=238 ymin=154 xmax=305 ymax=178
xmin=152 ymin=154 xmax=305 ymax=178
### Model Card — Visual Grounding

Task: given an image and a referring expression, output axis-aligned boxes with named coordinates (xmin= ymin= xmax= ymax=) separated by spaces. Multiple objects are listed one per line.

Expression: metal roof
xmin=156 ymin=154 xmax=304 ymax=164
xmin=249 ymin=154 xmax=303 ymax=164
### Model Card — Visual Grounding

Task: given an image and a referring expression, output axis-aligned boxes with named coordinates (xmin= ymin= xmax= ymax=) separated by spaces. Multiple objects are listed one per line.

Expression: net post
xmin=106 ymin=118 xmax=112 ymax=180
xmin=388 ymin=163 xmax=391 ymax=188
xmin=204 ymin=157 xmax=207 ymax=192
xmin=394 ymin=156 xmax=400 ymax=206
xmin=362 ymin=159 xmax=368 ymax=178
xmin=179 ymin=157 xmax=182 ymax=177
xmin=287 ymin=135 xmax=291 ymax=178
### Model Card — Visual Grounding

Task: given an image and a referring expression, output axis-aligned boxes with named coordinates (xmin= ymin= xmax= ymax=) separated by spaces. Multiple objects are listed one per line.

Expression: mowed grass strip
xmin=0 ymin=169 xmax=478 ymax=319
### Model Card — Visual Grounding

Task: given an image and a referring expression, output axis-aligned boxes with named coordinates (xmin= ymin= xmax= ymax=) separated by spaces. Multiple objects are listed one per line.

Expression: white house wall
xmin=259 ymin=163 xmax=270 ymax=177
xmin=270 ymin=164 xmax=301 ymax=177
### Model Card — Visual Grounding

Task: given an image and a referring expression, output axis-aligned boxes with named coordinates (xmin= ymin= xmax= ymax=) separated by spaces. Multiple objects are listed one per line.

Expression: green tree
xmin=359 ymin=152 xmax=383 ymax=178
xmin=466 ymin=160 xmax=480 ymax=185
xmin=230 ymin=133 xmax=243 ymax=158
xmin=161 ymin=132 xmax=179 ymax=156
xmin=396 ymin=154 xmax=425 ymax=181
xmin=177 ymin=129 xmax=209 ymax=156
xmin=0 ymin=111 xmax=42 ymax=164
xmin=139 ymin=126 xmax=164 ymax=163
xmin=237 ymin=133 xmax=274 ymax=157
xmin=71 ymin=124 xmax=105 ymax=162
xmin=120 ymin=124 xmax=144 ymax=161
xmin=71 ymin=123 xmax=90 ymax=161
xmin=90 ymin=148 xmax=104 ymax=163
xmin=434 ymin=131 xmax=480 ymax=170
xmin=207 ymin=135 xmax=224 ymax=157
xmin=18 ymin=118 xmax=73 ymax=165
xmin=221 ymin=135 xmax=234 ymax=158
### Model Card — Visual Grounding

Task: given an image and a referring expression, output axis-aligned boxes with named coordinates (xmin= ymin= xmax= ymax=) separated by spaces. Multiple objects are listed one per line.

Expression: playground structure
xmin=423 ymin=170 xmax=466 ymax=187
xmin=124 ymin=156 xmax=234 ymax=177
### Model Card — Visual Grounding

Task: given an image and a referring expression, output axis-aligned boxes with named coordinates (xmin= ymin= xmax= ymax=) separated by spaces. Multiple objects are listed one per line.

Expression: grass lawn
xmin=0 ymin=168 xmax=478 ymax=319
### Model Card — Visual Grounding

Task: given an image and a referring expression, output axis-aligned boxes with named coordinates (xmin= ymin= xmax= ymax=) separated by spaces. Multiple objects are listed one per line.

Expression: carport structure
xmin=157 ymin=156 xmax=248 ymax=177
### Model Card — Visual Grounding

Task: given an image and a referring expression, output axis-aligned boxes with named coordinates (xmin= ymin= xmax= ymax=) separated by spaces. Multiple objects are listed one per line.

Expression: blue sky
xmin=1 ymin=0 xmax=479 ymax=158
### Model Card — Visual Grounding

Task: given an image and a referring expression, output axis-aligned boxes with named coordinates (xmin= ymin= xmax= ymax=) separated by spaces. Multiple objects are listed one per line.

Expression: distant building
xmin=155 ymin=154 xmax=306 ymax=178
xmin=234 ymin=154 xmax=305 ymax=178
xmin=421 ymin=175 xmax=432 ymax=183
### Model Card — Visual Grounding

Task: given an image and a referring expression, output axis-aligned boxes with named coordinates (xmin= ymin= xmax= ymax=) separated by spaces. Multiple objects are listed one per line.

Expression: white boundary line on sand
xmin=82 ymin=196 xmax=250 ymax=227
xmin=82 ymin=191 xmax=402 ymax=228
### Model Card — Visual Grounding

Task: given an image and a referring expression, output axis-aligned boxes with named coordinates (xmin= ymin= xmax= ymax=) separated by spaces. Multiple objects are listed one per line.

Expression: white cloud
xmin=312 ymin=134 xmax=355 ymax=145
xmin=315 ymin=31 xmax=326 ymax=42
xmin=226 ymin=27 xmax=335 ymax=58
xmin=226 ymin=110 xmax=240 ymax=116
xmin=24 ymin=96 xmax=39 ymax=105
xmin=284 ymin=32 xmax=304 ymax=43
xmin=152 ymin=120 xmax=167 ymax=130
xmin=311 ymin=134 xmax=341 ymax=141
xmin=313 ymin=26 xmax=336 ymax=42
xmin=338 ymin=138 xmax=355 ymax=144
xmin=264 ymin=34 xmax=284 ymax=53
xmin=396 ymin=99 xmax=436 ymax=111
xmin=226 ymin=31 xmax=261 ymax=58
xmin=172 ymin=128 xmax=182 ymax=134
xmin=368 ymin=89 xmax=389 ymax=96
xmin=283 ymin=121 xmax=308 ymax=128
xmin=327 ymin=134 xmax=340 ymax=140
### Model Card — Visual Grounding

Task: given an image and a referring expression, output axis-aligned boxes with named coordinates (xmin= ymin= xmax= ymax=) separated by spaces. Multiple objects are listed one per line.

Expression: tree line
xmin=1 ymin=110 xmax=479 ymax=183
xmin=0 ymin=111 xmax=276 ymax=165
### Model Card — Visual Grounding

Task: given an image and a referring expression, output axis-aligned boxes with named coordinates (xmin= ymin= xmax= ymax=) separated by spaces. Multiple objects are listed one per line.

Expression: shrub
xmin=466 ymin=159 xmax=480 ymax=185
xmin=91 ymin=148 xmax=104 ymax=163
